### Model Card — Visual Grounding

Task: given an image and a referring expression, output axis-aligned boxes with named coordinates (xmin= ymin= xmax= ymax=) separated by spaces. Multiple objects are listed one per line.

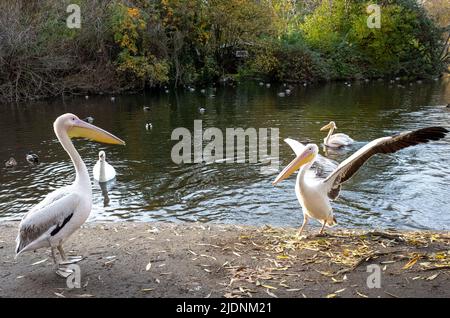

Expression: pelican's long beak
xmin=68 ymin=119 xmax=125 ymax=145
xmin=320 ymin=122 xmax=333 ymax=131
xmin=272 ymin=150 xmax=315 ymax=185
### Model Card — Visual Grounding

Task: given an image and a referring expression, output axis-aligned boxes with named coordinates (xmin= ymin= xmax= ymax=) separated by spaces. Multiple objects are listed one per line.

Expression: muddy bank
xmin=0 ymin=222 xmax=449 ymax=298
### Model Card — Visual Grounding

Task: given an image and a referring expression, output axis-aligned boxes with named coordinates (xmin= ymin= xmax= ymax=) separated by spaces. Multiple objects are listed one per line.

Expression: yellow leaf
xmin=403 ymin=255 xmax=420 ymax=270
xmin=434 ymin=252 xmax=446 ymax=260
xmin=261 ymin=284 xmax=277 ymax=290
xmin=141 ymin=288 xmax=153 ymax=292
xmin=356 ymin=291 xmax=368 ymax=298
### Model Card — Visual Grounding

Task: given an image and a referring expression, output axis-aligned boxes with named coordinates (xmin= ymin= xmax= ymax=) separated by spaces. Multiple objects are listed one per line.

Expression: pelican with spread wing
xmin=273 ymin=127 xmax=448 ymax=236
xmin=15 ymin=113 xmax=125 ymax=268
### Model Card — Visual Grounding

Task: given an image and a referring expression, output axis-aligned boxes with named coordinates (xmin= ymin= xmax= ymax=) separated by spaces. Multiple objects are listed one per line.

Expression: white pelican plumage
xmin=16 ymin=113 xmax=125 ymax=266
xmin=321 ymin=121 xmax=354 ymax=148
xmin=273 ymin=127 xmax=448 ymax=236
xmin=93 ymin=151 xmax=117 ymax=182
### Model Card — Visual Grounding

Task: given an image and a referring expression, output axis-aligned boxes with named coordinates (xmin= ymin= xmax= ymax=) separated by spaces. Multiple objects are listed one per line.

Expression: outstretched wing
xmin=322 ymin=127 xmax=448 ymax=200
xmin=16 ymin=190 xmax=80 ymax=254
xmin=284 ymin=138 xmax=338 ymax=179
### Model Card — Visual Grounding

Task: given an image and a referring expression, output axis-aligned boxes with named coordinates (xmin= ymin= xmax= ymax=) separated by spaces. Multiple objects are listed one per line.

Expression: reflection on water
xmin=0 ymin=79 xmax=449 ymax=230
xmin=99 ymin=180 xmax=115 ymax=207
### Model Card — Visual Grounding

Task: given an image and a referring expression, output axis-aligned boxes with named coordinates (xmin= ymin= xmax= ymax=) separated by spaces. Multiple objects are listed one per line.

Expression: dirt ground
xmin=0 ymin=221 xmax=449 ymax=298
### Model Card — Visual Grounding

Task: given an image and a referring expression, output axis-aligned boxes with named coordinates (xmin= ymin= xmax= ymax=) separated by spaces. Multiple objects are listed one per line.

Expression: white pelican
xmin=16 ymin=113 xmax=125 ymax=266
xmin=273 ymin=127 xmax=448 ymax=236
xmin=321 ymin=121 xmax=354 ymax=148
xmin=93 ymin=151 xmax=117 ymax=182
xmin=199 ymin=107 xmax=206 ymax=114
xmin=26 ymin=151 xmax=39 ymax=165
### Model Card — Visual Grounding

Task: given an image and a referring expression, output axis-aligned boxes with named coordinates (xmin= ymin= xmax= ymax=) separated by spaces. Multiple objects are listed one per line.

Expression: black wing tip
xmin=411 ymin=127 xmax=448 ymax=142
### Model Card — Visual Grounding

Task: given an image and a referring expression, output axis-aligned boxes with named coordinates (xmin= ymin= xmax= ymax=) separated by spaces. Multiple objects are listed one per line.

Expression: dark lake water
xmin=1 ymin=79 xmax=449 ymax=230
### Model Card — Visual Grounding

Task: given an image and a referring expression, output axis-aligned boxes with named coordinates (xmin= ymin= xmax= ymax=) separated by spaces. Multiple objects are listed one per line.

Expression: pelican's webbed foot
xmin=57 ymin=245 xmax=84 ymax=264
xmin=59 ymin=256 xmax=84 ymax=265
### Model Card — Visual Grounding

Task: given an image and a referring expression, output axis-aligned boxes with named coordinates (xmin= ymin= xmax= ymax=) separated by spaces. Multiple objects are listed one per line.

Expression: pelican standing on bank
xmin=93 ymin=151 xmax=117 ymax=182
xmin=273 ymin=127 xmax=448 ymax=236
xmin=15 ymin=113 xmax=125 ymax=267
xmin=321 ymin=121 xmax=354 ymax=148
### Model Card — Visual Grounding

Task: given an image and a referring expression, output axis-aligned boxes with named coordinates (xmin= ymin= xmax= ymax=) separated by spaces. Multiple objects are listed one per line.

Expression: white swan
xmin=93 ymin=151 xmax=116 ymax=182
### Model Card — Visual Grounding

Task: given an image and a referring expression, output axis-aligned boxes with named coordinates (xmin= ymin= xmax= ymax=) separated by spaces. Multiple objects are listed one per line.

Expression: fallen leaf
xmin=141 ymin=288 xmax=153 ymax=292
xmin=261 ymin=284 xmax=277 ymax=290
xmin=403 ymin=255 xmax=420 ymax=270
xmin=266 ymin=289 xmax=277 ymax=298
xmin=426 ymin=273 xmax=439 ymax=281
xmin=356 ymin=291 xmax=368 ymax=298
xmin=31 ymin=259 xmax=48 ymax=266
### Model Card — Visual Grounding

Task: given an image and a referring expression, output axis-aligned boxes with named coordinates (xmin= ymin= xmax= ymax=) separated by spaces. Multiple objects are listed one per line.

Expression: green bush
xmin=300 ymin=0 xmax=445 ymax=78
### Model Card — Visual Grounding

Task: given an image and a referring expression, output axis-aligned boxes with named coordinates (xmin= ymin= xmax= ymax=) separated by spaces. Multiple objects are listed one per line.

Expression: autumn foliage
xmin=0 ymin=0 xmax=447 ymax=102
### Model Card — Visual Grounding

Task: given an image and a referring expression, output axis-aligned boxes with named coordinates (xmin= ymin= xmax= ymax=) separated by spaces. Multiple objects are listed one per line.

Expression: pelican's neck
xmin=56 ymin=128 xmax=90 ymax=189
xmin=325 ymin=127 xmax=334 ymax=144
xmin=297 ymin=158 xmax=315 ymax=190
